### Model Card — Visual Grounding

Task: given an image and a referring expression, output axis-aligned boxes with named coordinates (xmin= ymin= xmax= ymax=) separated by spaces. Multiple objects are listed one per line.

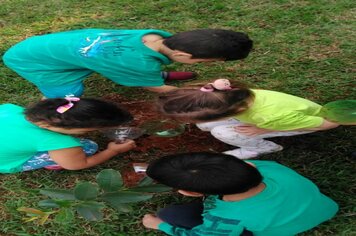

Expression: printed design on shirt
xmin=78 ymin=33 xmax=134 ymax=58
xmin=174 ymin=196 xmax=241 ymax=235
xmin=180 ymin=214 xmax=241 ymax=236
xmin=203 ymin=196 xmax=217 ymax=211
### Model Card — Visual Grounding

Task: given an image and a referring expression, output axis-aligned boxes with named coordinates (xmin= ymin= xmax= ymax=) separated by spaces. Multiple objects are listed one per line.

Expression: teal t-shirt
xmin=159 ymin=161 xmax=338 ymax=236
xmin=235 ymin=90 xmax=324 ymax=130
xmin=0 ymin=104 xmax=81 ymax=173
xmin=4 ymin=29 xmax=172 ymax=87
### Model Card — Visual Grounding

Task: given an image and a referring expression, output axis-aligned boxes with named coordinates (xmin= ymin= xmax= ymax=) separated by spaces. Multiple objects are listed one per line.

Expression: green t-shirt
xmin=5 ymin=29 xmax=172 ymax=87
xmin=234 ymin=89 xmax=324 ymax=130
xmin=0 ymin=104 xmax=81 ymax=173
xmin=159 ymin=161 xmax=338 ymax=236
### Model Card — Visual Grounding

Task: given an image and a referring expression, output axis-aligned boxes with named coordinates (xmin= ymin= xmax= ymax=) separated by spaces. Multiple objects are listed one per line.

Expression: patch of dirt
xmin=103 ymin=93 xmax=228 ymax=154
xmin=102 ymin=94 xmax=229 ymax=186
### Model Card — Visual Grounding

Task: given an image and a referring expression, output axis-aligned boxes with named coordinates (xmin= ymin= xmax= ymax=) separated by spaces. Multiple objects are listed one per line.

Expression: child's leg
xmin=196 ymin=118 xmax=241 ymax=131
xmin=21 ymin=139 xmax=98 ymax=171
xmin=157 ymin=202 xmax=204 ymax=229
xmin=38 ymin=82 xmax=86 ymax=98
xmin=3 ymin=46 xmax=91 ymax=98
xmin=210 ymin=125 xmax=313 ymax=159
xmin=157 ymin=201 xmax=253 ymax=235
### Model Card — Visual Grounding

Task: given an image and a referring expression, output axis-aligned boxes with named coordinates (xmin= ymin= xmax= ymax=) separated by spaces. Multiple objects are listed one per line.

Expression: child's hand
xmin=107 ymin=140 xmax=136 ymax=154
xmin=142 ymin=214 xmax=163 ymax=229
xmin=234 ymin=125 xmax=274 ymax=136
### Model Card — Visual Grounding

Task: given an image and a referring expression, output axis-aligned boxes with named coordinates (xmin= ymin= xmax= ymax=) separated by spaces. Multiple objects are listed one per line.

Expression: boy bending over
xmin=3 ymin=29 xmax=252 ymax=97
xmin=142 ymin=152 xmax=338 ymax=236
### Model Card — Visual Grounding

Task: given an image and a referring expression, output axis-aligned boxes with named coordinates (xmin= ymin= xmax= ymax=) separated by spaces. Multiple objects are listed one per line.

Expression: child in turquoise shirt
xmin=0 ymin=97 xmax=136 ymax=173
xmin=3 ymin=29 xmax=252 ymax=97
xmin=142 ymin=152 xmax=338 ymax=236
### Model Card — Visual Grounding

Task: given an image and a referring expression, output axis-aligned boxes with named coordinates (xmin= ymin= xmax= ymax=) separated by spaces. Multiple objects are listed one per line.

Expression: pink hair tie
xmin=56 ymin=95 xmax=80 ymax=113
xmin=200 ymin=79 xmax=232 ymax=92
xmin=200 ymin=86 xmax=214 ymax=92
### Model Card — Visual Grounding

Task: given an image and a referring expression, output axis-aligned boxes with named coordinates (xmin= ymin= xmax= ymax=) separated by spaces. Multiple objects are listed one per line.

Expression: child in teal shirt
xmin=142 ymin=152 xmax=338 ymax=236
xmin=0 ymin=97 xmax=136 ymax=173
xmin=3 ymin=29 xmax=252 ymax=97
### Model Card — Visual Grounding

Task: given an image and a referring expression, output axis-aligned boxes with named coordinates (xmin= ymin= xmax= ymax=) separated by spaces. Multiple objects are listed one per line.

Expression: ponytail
xmin=157 ymin=83 xmax=254 ymax=121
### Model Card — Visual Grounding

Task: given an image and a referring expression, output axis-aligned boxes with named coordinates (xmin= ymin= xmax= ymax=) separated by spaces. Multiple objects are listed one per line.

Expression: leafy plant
xmin=18 ymin=169 xmax=171 ymax=224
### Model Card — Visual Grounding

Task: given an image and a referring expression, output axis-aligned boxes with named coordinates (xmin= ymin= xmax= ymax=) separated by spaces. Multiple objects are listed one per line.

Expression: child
xmin=0 ymin=97 xmax=136 ymax=173
xmin=142 ymin=152 xmax=338 ymax=236
xmin=2 ymin=29 xmax=252 ymax=97
xmin=157 ymin=79 xmax=340 ymax=159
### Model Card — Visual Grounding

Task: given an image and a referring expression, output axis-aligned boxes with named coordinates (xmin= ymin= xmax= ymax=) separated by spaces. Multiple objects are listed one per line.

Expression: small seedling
xmin=18 ymin=169 xmax=171 ymax=224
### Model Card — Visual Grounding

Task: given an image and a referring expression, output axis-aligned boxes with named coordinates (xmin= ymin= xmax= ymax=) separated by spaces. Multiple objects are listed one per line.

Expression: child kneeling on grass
xmin=142 ymin=152 xmax=338 ymax=236
xmin=0 ymin=97 xmax=136 ymax=173
xmin=157 ymin=79 xmax=340 ymax=159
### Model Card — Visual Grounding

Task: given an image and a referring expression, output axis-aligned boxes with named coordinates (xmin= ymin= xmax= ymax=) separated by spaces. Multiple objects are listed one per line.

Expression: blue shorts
xmin=22 ymin=139 xmax=98 ymax=171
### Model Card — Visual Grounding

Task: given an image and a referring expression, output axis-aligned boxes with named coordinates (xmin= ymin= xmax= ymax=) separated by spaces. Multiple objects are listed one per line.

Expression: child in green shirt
xmin=0 ymin=97 xmax=135 ymax=173
xmin=3 ymin=29 xmax=252 ymax=97
xmin=157 ymin=79 xmax=340 ymax=159
xmin=142 ymin=152 xmax=338 ymax=236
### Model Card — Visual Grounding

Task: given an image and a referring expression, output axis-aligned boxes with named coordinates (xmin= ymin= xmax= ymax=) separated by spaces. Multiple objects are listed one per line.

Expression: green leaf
xmin=103 ymin=201 xmax=133 ymax=213
xmin=75 ymin=202 xmax=104 ymax=221
xmin=54 ymin=200 xmax=73 ymax=208
xmin=77 ymin=201 xmax=105 ymax=209
xmin=138 ymin=176 xmax=154 ymax=186
xmin=101 ymin=191 xmax=152 ymax=204
xmin=38 ymin=199 xmax=60 ymax=208
xmin=74 ymin=182 xmax=99 ymax=201
xmin=40 ymin=189 xmax=76 ymax=200
xmin=96 ymin=169 xmax=123 ymax=192
xmin=129 ymin=184 xmax=172 ymax=193
xmin=17 ymin=207 xmax=46 ymax=216
xmin=54 ymin=208 xmax=74 ymax=224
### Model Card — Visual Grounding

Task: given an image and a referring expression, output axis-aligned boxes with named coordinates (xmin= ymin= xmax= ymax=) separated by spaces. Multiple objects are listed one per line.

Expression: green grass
xmin=0 ymin=0 xmax=355 ymax=235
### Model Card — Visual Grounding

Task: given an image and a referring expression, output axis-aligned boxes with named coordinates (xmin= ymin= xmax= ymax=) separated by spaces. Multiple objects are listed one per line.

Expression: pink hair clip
xmin=200 ymin=79 xmax=232 ymax=92
xmin=56 ymin=95 xmax=80 ymax=113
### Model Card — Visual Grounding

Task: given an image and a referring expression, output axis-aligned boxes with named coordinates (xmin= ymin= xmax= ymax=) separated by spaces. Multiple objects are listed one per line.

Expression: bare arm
xmin=235 ymin=119 xmax=339 ymax=136
xmin=301 ymin=119 xmax=340 ymax=131
xmin=145 ymin=85 xmax=177 ymax=93
xmin=48 ymin=140 xmax=136 ymax=170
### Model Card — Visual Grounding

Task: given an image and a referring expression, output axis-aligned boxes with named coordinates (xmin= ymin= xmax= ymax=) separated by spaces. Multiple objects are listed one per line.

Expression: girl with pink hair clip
xmin=157 ymin=79 xmax=340 ymax=159
xmin=0 ymin=96 xmax=136 ymax=173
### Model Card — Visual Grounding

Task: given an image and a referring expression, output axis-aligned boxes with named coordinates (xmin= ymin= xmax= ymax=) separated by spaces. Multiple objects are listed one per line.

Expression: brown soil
xmin=103 ymin=94 xmax=229 ymax=186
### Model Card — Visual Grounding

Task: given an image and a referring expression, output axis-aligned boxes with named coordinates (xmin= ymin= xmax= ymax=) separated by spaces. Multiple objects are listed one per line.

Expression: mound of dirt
xmin=103 ymin=93 xmax=228 ymax=154
xmin=103 ymin=94 xmax=229 ymax=186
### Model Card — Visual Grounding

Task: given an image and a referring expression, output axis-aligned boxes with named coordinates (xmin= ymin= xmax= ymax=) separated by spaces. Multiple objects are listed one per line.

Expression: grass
xmin=0 ymin=0 xmax=355 ymax=235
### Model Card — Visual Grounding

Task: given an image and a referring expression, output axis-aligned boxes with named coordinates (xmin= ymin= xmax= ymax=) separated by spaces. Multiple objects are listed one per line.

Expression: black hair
xmin=163 ymin=29 xmax=253 ymax=61
xmin=157 ymin=86 xmax=254 ymax=121
xmin=146 ymin=152 xmax=263 ymax=195
xmin=25 ymin=98 xmax=132 ymax=128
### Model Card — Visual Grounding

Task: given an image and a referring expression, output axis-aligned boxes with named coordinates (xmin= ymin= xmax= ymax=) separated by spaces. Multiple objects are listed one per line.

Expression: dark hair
xmin=157 ymin=86 xmax=254 ymax=121
xmin=25 ymin=98 xmax=132 ymax=128
xmin=147 ymin=152 xmax=263 ymax=195
xmin=163 ymin=29 xmax=253 ymax=61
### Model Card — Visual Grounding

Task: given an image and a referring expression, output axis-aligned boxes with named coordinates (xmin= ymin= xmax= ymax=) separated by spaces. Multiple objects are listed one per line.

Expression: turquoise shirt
xmin=0 ymin=104 xmax=81 ymax=173
xmin=4 ymin=29 xmax=172 ymax=87
xmin=159 ymin=161 xmax=338 ymax=236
